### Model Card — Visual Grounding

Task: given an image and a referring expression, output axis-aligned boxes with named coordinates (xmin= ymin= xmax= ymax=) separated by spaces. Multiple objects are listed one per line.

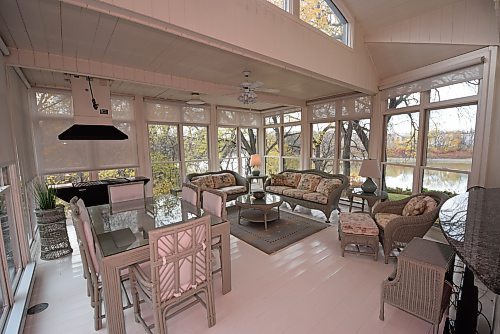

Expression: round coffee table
xmin=235 ymin=193 xmax=283 ymax=230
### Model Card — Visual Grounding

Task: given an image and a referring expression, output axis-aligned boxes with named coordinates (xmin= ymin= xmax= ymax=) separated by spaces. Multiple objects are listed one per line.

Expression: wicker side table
xmin=380 ymin=237 xmax=455 ymax=334
xmin=36 ymin=206 xmax=73 ymax=260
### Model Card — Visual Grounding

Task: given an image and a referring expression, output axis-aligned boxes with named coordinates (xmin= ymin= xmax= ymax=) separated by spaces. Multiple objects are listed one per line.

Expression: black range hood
xmin=58 ymin=124 xmax=128 ymax=140
xmin=60 ymin=76 xmax=128 ymax=141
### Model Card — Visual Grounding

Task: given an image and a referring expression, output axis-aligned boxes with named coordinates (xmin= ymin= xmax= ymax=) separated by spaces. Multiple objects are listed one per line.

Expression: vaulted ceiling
xmin=0 ymin=0 xmax=497 ymax=109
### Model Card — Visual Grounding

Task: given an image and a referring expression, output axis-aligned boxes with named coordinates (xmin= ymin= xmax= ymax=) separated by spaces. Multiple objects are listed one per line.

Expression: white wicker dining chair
xmin=129 ymin=215 xmax=216 ymax=334
xmin=108 ymin=181 xmax=145 ymax=204
xmin=181 ymin=182 xmax=200 ymax=207
xmin=201 ymin=188 xmax=227 ymax=274
xmin=69 ymin=196 xmax=133 ymax=330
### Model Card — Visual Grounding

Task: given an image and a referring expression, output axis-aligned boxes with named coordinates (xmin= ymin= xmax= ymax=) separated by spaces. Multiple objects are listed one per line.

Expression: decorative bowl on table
xmin=252 ymin=191 xmax=266 ymax=199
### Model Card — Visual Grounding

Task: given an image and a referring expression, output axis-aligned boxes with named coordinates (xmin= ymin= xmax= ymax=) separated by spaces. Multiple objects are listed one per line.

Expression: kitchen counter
xmin=55 ymin=176 xmax=149 ymax=207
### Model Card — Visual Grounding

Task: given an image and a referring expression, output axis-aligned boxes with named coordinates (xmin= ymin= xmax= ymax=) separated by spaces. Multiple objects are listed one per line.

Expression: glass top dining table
xmin=87 ymin=195 xmax=223 ymax=257
xmin=86 ymin=195 xmax=232 ymax=334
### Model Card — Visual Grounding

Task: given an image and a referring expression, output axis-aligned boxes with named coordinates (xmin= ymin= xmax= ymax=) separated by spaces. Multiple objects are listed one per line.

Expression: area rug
xmin=227 ymin=207 xmax=327 ymax=254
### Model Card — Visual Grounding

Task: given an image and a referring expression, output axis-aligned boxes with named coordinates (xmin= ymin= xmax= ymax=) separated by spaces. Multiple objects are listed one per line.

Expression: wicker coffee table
xmin=236 ymin=194 xmax=283 ymax=230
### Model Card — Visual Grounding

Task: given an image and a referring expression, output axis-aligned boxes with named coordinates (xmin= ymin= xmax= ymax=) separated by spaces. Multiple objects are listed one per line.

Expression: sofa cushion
xmin=282 ymin=188 xmax=311 ymax=199
xmin=191 ymin=175 xmax=214 ymax=189
xmin=281 ymin=172 xmax=302 ymax=187
xmin=266 ymin=185 xmax=293 ymax=195
xmin=212 ymin=173 xmax=236 ymax=189
xmin=422 ymin=196 xmax=438 ymax=213
xmin=402 ymin=196 xmax=427 ymax=216
xmin=374 ymin=213 xmax=401 ymax=230
xmin=316 ymin=178 xmax=342 ymax=196
xmin=303 ymin=192 xmax=328 ymax=204
xmin=218 ymin=185 xmax=246 ymax=195
xmin=270 ymin=174 xmax=286 ymax=186
xmin=297 ymin=174 xmax=322 ymax=192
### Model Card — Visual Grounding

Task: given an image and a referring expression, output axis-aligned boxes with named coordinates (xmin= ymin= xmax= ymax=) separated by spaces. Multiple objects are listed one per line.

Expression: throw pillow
xmin=270 ymin=174 xmax=286 ymax=186
xmin=402 ymin=196 xmax=427 ymax=216
xmin=297 ymin=174 xmax=322 ymax=192
xmin=316 ymin=178 xmax=342 ymax=196
xmin=191 ymin=175 xmax=215 ymax=189
xmin=212 ymin=173 xmax=236 ymax=189
xmin=281 ymin=172 xmax=302 ymax=187
xmin=422 ymin=196 xmax=438 ymax=213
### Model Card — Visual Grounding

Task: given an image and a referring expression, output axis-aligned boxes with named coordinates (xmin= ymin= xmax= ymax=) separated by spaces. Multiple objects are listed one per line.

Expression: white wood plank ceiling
xmin=0 ymin=0 xmax=354 ymax=109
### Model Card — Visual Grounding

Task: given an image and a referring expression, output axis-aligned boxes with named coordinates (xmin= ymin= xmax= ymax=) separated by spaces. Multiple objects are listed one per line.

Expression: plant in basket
xmin=33 ymin=180 xmax=72 ymax=260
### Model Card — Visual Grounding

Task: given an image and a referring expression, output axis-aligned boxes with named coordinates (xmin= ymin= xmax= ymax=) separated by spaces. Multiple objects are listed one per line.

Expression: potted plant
xmin=33 ymin=181 xmax=73 ymax=260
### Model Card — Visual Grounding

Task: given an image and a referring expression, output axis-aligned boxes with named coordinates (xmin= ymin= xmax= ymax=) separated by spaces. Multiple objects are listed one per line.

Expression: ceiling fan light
xmin=186 ymin=92 xmax=205 ymax=105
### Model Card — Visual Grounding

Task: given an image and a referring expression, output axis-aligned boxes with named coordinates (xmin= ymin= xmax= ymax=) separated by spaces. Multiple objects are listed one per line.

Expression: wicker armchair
xmin=372 ymin=191 xmax=449 ymax=264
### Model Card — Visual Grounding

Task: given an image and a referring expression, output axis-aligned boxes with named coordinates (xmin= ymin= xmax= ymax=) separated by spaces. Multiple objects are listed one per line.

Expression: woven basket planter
xmin=36 ymin=205 xmax=73 ymax=260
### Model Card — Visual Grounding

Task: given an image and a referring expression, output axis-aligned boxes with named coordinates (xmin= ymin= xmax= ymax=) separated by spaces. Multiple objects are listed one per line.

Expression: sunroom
xmin=0 ymin=0 xmax=499 ymax=333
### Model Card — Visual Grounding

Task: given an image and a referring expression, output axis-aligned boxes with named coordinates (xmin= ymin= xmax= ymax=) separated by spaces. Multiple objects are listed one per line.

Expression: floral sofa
xmin=264 ymin=169 xmax=349 ymax=223
xmin=185 ymin=170 xmax=249 ymax=201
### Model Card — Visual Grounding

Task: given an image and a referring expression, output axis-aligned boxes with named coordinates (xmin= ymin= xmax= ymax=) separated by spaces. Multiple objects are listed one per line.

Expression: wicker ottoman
xmin=338 ymin=212 xmax=380 ymax=261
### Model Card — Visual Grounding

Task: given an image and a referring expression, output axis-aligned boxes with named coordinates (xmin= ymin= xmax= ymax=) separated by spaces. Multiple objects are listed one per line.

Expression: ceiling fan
xmin=237 ymin=71 xmax=279 ymax=104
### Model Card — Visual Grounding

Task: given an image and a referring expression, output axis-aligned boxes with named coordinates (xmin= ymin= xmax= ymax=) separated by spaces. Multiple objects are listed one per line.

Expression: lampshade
xmin=249 ymin=154 xmax=262 ymax=167
xmin=359 ymin=159 xmax=381 ymax=179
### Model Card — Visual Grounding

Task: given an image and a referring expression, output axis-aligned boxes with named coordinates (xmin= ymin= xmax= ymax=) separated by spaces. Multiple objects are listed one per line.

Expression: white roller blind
xmin=145 ymin=99 xmax=210 ymax=124
xmin=383 ymin=64 xmax=484 ymax=99
xmin=0 ymin=61 xmax=15 ymax=166
xmin=33 ymin=91 xmax=138 ymax=173
xmin=95 ymin=97 xmax=138 ymax=168
xmin=217 ymin=108 xmax=261 ymax=127
xmin=145 ymin=100 xmax=181 ymax=122
xmin=310 ymin=94 xmax=371 ymax=121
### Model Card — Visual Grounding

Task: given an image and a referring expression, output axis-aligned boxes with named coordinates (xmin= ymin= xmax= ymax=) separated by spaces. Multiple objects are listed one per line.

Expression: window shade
xmin=218 ymin=108 xmax=261 ymax=127
xmin=33 ymin=92 xmax=138 ymax=174
xmin=145 ymin=100 xmax=210 ymax=124
xmin=383 ymin=64 xmax=484 ymax=99
xmin=310 ymin=95 xmax=372 ymax=120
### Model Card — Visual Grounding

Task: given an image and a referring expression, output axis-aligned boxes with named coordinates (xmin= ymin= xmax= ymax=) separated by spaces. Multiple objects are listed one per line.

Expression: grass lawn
xmin=388 ymin=193 xmax=409 ymax=201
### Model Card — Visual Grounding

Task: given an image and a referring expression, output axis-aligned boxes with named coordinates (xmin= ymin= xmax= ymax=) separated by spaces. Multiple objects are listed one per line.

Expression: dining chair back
xmin=70 ymin=196 xmax=104 ymax=330
xmin=108 ymin=181 xmax=145 ymax=204
xmin=70 ymin=196 xmax=134 ymax=330
xmin=200 ymin=188 xmax=226 ymax=275
xmin=129 ymin=215 xmax=216 ymax=334
xmin=201 ymin=188 xmax=227 ymax=220
xmin=181 ymin=182 xmax=200 ymax=207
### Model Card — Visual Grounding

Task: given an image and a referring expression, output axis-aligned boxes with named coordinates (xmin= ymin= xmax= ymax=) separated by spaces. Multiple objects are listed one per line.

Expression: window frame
xmin=263 ymin=110 xmax=303 ymax=174
xmin=381 ymin=84 xmax=481 ymax=196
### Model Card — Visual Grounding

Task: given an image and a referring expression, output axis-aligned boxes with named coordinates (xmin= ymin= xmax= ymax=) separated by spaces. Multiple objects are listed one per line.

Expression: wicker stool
xmin=36 ymin=206 xmax=73 ymax=260
xmin=338 ymin=212 xmax=380 ymax=261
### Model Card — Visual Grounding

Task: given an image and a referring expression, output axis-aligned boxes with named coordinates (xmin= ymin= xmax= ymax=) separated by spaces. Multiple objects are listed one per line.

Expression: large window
xmin=264 ymin=110 xmax=302 ymax=174
xmin=146 ymin=100 xmax=211 ymax=197
xmin=300 ymin=0 xmax=348 ymax=44
xmin=384 ymin=111 xmax=419 ymax=197
xmin=183 ymin=126 xmax=209 ymax=174
xmin=382 ymin=74 xmax=480 ymax=198
xmin=218 ymin=127 xmax=238 ymax=172
xmin=309 ymin=95 xmax=372 ymax=185
xmin=0 ymin=165 xmax=25 ymax=327
xmin=148 ymin=125 xmax=181 ymax=197
xmin=217 ymin=109 xmax=260 ymax=176
xmin=311 ymin=122 xmax=336 ymax=173
xmin=339 ymin=120 xmax=370 ymax=187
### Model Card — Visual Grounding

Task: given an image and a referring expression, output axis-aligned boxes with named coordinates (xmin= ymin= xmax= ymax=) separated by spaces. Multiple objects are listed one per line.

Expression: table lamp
xmin=249 ymin=154 xmax=262 ymax=176
xmin=359 ymin=159 xmax=381 ymax=193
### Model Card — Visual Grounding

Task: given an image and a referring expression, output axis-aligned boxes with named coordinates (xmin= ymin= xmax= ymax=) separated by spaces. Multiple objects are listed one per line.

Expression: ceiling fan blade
xmin=249 ymin=81 xmax=264 ymax=89
xmin=255 ymin=88 xmax=280 ymax=94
